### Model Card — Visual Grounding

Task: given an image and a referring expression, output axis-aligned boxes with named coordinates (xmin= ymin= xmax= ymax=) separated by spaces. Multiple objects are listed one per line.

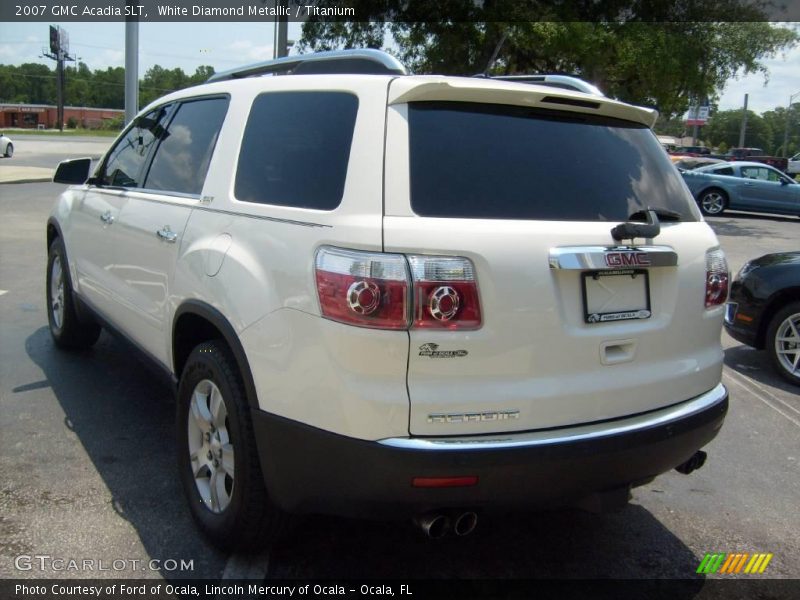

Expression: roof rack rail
xmin=207 ymin=49 xmax=407 ymax=83
xmin=474 ymin=73 xmax=604 ymax=97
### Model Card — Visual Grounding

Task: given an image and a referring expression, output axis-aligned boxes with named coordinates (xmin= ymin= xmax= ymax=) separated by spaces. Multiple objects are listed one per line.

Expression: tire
xmin=766 ymin=302 xmax=800 ymax=386
xmin=46 ymin=238 xmax=101 ymax=350
xmin=698 ymin=189 xmax=727 ymax=216
xmin=4 ymin=143 xmax=12 ymax=158
xmin=176 ymin=341 xmax=288 ymax=551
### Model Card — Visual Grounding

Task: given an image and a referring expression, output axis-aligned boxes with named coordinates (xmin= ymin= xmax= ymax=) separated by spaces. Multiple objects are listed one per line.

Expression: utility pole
xmin=738 ymin=94 xmax=749 ymax=148
xmin=43 ymin=25 xmax=74 ymax=131
xmin=781 ymin=91 xmax=800 ymax=157
xmin=125 ymin=1 xmax=139 ymax=125
xmin=274 ymin=0 xmax=289 ymax=58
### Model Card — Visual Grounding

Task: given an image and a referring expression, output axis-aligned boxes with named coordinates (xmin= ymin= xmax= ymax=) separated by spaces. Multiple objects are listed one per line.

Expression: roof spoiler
xmin=207 ymin=49 xmax=407 ymax=82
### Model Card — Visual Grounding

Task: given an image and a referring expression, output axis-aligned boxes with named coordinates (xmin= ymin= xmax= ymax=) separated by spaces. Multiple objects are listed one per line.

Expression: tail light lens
xmin=315 ymin=247 xmax=482 ymax=331
xmin=315 ymin=247 xmax=409 ymax=330
xmin=408 ymin=255 xmax=481 ymax=330
xmin=705 ymin=247 xmax=729 ymax=308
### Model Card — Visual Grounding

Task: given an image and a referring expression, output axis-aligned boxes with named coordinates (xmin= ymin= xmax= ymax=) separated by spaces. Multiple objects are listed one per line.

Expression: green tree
xmin=299 ymin=3 xmax=797 ymax=118
xmin=761 ymin=106 xmax=800 ymax=156
xmin=703 ymin=109 xmax=773 ymax=151
xmin=65 ymin=62 xmax=93 ymax=107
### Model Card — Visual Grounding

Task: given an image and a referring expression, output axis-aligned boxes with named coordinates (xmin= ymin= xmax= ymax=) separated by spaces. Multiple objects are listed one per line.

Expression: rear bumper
xmin=252 ymin=384 xmax=728 ymax=518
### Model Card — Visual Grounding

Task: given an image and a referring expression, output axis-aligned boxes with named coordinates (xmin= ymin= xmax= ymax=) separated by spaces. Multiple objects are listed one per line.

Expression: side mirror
xmin=53 ymin=158 xmax=92 ymax=185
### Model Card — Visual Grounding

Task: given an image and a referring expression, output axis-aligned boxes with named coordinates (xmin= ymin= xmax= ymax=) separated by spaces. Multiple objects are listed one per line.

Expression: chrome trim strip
xmin=549 ymin=245 xmax=678 ymax=270
xmin=192 ymin=205 xmax=331 ymax=228
xmin=378 ymin=383 xmax=727 ymax=451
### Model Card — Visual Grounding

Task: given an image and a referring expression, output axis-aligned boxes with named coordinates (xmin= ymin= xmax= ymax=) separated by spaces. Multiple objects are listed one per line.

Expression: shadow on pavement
xmin=707 ymin=212 xmax=798 ymax=239
xmin=724 ymin=343 xmax=799 ymax=396
xmin=24 ymin=326 xmax=225 ymax=579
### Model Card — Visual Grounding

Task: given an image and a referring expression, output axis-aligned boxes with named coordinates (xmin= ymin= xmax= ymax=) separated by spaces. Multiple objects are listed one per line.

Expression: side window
xmin=101 ymin=106 xmax=170 ymax=187
xmin=235 ymin=91 xmax=359 ymax=210
xmin=144 ymin=97 xmax=229 ymax=195
xmin=712 ymin=166 xmax=734 ymax=176
xmin=740 ymin=167 xmax=762 ymax=180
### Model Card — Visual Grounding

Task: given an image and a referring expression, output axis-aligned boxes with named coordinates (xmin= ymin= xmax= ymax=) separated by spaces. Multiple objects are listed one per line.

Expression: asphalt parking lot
xmin=0 ymin=139 xmax=798 ymax=591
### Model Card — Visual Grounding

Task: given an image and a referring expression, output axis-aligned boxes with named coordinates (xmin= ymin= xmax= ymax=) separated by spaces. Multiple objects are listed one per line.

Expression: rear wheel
xmin=766 ymin=302 xmax=800 ymax=386
xmin=46 ymin=238 xmax=101 ymax=350
xmin=4 ymin=143 xmax=12 ymax=158
xmin=698 ymin=189 xmax=727 ymax=216
xmin=176 ymin=341 xmax=288 ymax=551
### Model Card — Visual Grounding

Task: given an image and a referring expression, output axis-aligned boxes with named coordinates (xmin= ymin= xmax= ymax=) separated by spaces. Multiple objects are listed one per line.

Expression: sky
xmin=0 ymin=21 xmax=799 ymax=115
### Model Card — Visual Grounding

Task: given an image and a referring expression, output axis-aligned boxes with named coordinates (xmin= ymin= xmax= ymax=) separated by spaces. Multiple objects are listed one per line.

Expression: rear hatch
xmin=382 ymin=79 xmax=726 ymax=436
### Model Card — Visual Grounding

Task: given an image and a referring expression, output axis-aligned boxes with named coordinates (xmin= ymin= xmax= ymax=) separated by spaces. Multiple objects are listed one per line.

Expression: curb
xmin=0 ymin=177 xmax=53 ymax=184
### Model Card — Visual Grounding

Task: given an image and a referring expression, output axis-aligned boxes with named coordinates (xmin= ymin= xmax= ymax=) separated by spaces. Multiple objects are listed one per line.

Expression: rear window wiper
xmin=611 ymin=207 xmax=681 ymax=242
xmin=628 ymin=207 xmax=682 ymax=222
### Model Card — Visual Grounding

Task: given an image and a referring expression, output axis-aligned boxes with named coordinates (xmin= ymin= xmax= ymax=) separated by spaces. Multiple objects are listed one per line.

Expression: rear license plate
xmin=582 ymin=269 xmax=651 ymax=323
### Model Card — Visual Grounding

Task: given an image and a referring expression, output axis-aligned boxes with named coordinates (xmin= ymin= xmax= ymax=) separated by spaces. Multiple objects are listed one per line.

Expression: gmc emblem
xmin=605 ymin=251 xmax=651 ymax=267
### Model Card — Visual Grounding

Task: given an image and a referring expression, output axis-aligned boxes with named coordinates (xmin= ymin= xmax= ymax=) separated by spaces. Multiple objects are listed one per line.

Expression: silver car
xmin=681 ymin=161 xmax=800 ymax=217
xmin=0 ymin=133 xmax=12 ymax=158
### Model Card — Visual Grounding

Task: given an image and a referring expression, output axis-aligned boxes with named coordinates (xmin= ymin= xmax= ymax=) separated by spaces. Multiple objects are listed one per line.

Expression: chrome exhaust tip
xmin=453 ymin=511 xmax=478 ymax=537
xmin=414 ymin=513 xmax=451 ymax=539
xmin=675 ymin=450 xmax=708 ymax=475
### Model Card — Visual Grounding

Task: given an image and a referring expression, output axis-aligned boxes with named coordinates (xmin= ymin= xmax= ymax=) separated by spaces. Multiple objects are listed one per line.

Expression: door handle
xmin=100 ymin=211 xmax=114 ymax=225
xmin=156 ymin=226 xmax=178 ymax=243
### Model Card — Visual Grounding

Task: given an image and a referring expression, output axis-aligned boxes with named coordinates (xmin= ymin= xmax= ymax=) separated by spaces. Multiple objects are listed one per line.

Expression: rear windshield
xmin=408 ymin=102 xmax=697 ymax=222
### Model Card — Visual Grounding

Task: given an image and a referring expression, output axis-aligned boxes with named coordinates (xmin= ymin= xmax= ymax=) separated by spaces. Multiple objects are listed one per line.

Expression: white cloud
xmin=227 ymin=39 xmax=275 ymax=62
xmin=717 ymin=39 xmax=800 ymax=114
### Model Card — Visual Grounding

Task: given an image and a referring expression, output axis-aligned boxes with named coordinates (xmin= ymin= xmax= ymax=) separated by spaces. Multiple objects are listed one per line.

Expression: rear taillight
xmin=705 ymin=248 xmax=729 ymax=308
xmin=408 ymin=256 xmax=481 ymax=330
xmin=315 ymin=247 xmax=409 ymax=330
xmin=315 ymin=247 xmax=481 ymax=330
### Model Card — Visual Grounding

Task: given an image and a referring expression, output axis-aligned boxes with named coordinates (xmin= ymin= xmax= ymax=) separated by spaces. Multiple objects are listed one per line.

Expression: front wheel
xmin=4 ymin=143 xmax=12 ymax=158
xmin=176 ymin=341 xmax=288 ymax=551
xmin=698 ymin=189 xmax=727 ymax=216
xmin=46 ymin=238 xmax=101 ymax=349
xmin=766 ymin=302 xmax=800 ymax=386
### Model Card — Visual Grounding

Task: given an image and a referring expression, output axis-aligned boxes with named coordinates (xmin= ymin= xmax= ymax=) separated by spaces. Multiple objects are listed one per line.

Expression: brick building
xmin=0 ymin=103 xmax=123 ymax=129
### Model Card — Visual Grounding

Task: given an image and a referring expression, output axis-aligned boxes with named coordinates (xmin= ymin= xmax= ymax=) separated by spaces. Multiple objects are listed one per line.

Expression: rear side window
xmin=711 ymin=166 xmax=734 ymax=176
xmin=408 ymin=102 xmax=698 ymax=222
xmin=144 ymin=97 xmax=229 ymax=195
xmin=235 ymin=91 xmax=359 ymax=210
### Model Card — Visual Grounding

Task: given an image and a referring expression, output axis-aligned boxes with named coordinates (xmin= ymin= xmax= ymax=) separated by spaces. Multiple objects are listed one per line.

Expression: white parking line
xmin=724 ymin=367 xmax=800 ymax=429
xmin=0 ymin=290 xmax=7 ymax=296
xmin=737 ymin=370 xmax=800 ymax=417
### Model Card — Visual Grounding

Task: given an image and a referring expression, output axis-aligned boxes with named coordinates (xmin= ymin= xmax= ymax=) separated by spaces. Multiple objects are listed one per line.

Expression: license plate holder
xmin=581 ymin=269 xmax=651 ymax=324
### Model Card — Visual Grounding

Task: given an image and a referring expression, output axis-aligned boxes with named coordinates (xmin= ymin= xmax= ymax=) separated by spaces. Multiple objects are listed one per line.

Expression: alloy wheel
xmin=187 ymin=379 xmax=235 ymax=513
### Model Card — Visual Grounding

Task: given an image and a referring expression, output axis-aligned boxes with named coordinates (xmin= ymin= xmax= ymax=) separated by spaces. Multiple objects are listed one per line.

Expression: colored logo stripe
xmin=697 ymin=552 xmax=773 ymax=574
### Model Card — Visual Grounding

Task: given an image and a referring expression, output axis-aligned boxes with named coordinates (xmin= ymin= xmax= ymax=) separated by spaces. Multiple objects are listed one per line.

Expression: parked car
xmin=675 ymin=145 xmax=712 ymax=156
xmin=0 ymin=133 xmax=12 ymax=158
xmin=788 ymin=152 xmax=800 ymax=176
xmin=673 ymin=157 xmax=724 ymax=170
xmin=726 ymin=147 xmax=788 ymax=172
xmin=46 ymin=49 xmax=729 ymax=550
xmin=681 ymin=161 xmax=800 ymax=217
xmin=725 ymin=252 xmax=800 ymax=385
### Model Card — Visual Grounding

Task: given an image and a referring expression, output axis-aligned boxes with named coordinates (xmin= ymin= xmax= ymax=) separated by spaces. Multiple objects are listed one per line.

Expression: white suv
xmin=47 ymin=49 xmax=729 ymax=549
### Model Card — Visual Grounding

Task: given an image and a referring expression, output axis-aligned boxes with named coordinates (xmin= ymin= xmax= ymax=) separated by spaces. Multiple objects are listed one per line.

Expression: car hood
xmin=748 ymin=252 xmax=800 ymax=269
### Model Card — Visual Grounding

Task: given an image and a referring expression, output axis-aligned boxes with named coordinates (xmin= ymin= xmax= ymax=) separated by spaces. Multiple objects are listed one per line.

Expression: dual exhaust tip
xmin=415 ymin=510 xmax=478 ymax=539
